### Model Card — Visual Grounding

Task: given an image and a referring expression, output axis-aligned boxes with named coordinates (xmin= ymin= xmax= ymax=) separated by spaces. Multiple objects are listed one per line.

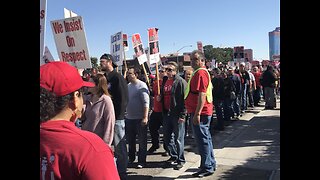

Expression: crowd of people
xmin=40 ymin=50 xmax=280 ymax=179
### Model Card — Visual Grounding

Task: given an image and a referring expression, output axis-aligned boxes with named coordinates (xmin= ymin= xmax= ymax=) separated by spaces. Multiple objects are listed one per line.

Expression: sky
xmin=43 ymin=0 xmax=280 ymax=61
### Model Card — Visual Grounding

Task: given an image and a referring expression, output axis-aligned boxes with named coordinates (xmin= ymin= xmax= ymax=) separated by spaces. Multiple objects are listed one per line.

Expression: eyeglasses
xmin=165 ymin=68 xmax=174 ymax=72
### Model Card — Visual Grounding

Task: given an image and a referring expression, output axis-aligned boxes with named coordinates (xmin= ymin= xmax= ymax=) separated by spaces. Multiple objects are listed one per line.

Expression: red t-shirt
xmin=153 ymin=79 xmax=162 ymax=112
xmin=185 ymin=68 xmax=213 ymax=115
xmin=163 ymin=79 xmax=174 ymax=111
xmin=252 ymin=71 xmax=262 ymax=87
xmin=40 ymin=120 xmax=120 ymax=180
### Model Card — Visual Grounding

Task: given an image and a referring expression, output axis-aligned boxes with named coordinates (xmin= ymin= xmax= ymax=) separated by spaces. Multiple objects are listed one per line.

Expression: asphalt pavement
xmin=126 ymin=99 xmax=280 ymax=180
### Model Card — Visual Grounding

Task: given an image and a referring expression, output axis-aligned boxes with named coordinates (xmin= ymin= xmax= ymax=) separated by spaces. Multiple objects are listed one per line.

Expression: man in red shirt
xmin=185 ymin=50 xmax=216 ymax=177
xmin=160 ymin=61 xmax=187 ymax=170
xmin=148 ymin=68 xmax=167 ymax=153
xmin=40 ymin=62 xmax=120 ymax=180
xmin=251 ymin=66 xmax=262 ymax=106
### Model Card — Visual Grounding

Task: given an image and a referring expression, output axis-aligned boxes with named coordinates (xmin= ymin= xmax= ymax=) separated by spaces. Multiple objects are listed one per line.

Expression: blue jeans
xmin=231 ymin=95 xmax=241 ymax=116
xmin=223 ymin=98 xmax=232 ymax=121
xmin=191 ymin=114 xmax=216 ymax=172
xmin=240 ymin=84 xmax=247 ymax=111
xmin=213 ymin=99 xmax=224 ymax=129
xmin=163 ymin=112 xmax=185 ymax=164
xmin=253 ymin=87 xmax=262 ymax=105
xmin=264 ymin=87 xmax=276 ymax=108
xmin=113 ymin=120 xmax=128 ymax=177
xmin=125 ymin=119 xmax=148 ymax=164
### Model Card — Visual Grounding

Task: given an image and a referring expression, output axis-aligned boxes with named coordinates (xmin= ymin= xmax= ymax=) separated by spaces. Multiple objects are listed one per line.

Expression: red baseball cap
xmin=149 ymin=74 xmax=155 ymax=79
xmin=40 ymin=61 xmax=95 ymax=97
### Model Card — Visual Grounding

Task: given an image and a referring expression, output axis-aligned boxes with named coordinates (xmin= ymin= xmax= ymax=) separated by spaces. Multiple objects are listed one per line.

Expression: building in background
xmin=269 ymin=27 xmax=280 ymax=61
xmin=244 ymin=49 xmax=253 ymax=62
xmin=233 ymin=46 xmax=245 ymax=62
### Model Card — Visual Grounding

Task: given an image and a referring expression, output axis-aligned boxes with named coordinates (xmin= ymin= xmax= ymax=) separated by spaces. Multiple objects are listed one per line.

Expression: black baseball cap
xmin=100 ymin=53 xmax=118 ymax=68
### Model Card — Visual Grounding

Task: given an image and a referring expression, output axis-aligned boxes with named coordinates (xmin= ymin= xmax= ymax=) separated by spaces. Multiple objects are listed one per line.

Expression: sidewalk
xmin=127 ymin=100 xmax=280 ymax=180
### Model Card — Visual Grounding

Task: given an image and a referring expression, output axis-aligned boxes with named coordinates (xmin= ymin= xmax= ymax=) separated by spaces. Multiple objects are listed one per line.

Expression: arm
xmin=142 ymin=107 xmax=149 ymax=126
xmin=102 ymin=96 xmax=115 ymax=146
xmin=193 ymin=92 xmax=206 ymax=125
xmin=140 ymin=86 xmax=150 ymax=126
xmin=251 ymin=74 xmax=256 ymax=90
xmin=178 ymin=79 xmax=187 ymax=122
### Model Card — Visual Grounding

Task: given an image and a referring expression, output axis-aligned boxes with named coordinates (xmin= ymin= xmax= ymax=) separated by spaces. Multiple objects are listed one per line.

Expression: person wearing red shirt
xmin=148 ymin=68 xmax=167 ymax=153
xmin=251 ymin=66 xmax=262 ymax=106
xmin=160 ymin=61 xmax=187 ymax=170
xmin=40 ymin=62 xmax=120 ymax=180
xmin=185 ymin=50 xmax=216 ymax=178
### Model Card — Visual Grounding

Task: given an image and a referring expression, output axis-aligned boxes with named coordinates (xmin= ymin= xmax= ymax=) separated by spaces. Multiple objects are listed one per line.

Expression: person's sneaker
xmin=232 ymin=116 xmax=240 ymax=120
xmin=173 ymin=163 xmax=183 ymax=170
xmin=165 ymin=157 xmax=177 ymax=165
xmin=166 ymin=157 xmax=176 ymax=162
xmin=161 ymin=151 xmax=169 ymax=157
xmin=147 ymin=145 xmax=159 ymax=153
xmin=136 ymin=163 xmax=145 ymax=169
xmin=170 ymin=161 xmax=178 ymax=166
xmin=192 ymin=169 xmax=214 ymax=177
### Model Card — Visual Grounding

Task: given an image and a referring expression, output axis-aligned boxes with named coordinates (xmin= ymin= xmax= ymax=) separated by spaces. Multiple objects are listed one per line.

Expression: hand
xmin=141 ymin=117 xmax=148 ymax=126
xmin=192 ymin=114 xmax=200 ymax=125
xmin=178 ymin=117 xmax=185 ymax=123
xmin=156 ymin=95 xmax=161 ymax=102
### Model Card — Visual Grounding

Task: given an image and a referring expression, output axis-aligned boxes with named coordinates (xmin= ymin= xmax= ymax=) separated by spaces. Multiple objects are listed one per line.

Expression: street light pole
xmin=176 ymin=45 xmax=192 ymax=63
xmin=175 ymin=45 xmax=192 ymax=74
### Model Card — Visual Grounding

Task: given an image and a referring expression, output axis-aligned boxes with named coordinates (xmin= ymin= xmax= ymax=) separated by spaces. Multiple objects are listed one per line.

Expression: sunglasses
xmin=165 ymin=68 xmax=174 ymax=72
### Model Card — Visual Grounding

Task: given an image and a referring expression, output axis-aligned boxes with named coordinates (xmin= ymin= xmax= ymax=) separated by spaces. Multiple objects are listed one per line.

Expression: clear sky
xmin=43 ymin=0 xmax=280 ymax=61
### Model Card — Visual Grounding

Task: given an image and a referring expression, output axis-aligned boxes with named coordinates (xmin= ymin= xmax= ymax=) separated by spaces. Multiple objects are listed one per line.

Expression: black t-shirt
xmin=212 ymin=77 xmax=225 ymax=100
xmin=105 ymin=70 xmax=128 ymax=120
xmin=239 ymin=71 xmax=250 ymax=85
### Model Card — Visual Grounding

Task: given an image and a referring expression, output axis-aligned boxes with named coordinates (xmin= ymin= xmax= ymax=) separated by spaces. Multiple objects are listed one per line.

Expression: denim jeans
xmin=223 ymin=98 xmax=232 ymax=121
xmin=191 ymin=114 xmax=216 ymax=172
xmin=253 ymin=86 xmax=262 ymax=105
xmin=113 ymin=120 xmax=128 ymax=178
xmin=163 ymin=112 xmax=185 ymax=164
xmin=240 ymin=84 xmax=247 ymax=111
xmin=125 ymin=119 xmax=148 ymax=164
xmin=231 ymin=95 xmax=241 ymax=116
xmin=148 ymin=111 xmax=163 ymax=148
xmin=213 ymin=99 xmax=224 ymax=129
xmin=185 ymin=113 xmax=194 ymax=137
xmin=264 ymin=87 xmax=276 ymax=108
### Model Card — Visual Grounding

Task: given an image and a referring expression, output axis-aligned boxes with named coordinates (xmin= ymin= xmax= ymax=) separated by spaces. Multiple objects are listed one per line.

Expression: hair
xmin=266 ymin=65 xmax=274 ymax=71
xmin=184 ymin=68 xmax=193 ymax=74
xmin=91 ymin=67 xmax=98 ymax=73
xmin=93 ymin=74 xmax=111 ymax=97
xmin=129 ymin=67 xmax=141 ymax=77
xmin=191 ymin=50 xmax=206 ymax=62
xmin=40 ymin=87 xmax=84 ymax=123
xmin=213 ymin=67 xmax=221 ymax=75
xmin=167 ymin=61 xmax=178 ymax=71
